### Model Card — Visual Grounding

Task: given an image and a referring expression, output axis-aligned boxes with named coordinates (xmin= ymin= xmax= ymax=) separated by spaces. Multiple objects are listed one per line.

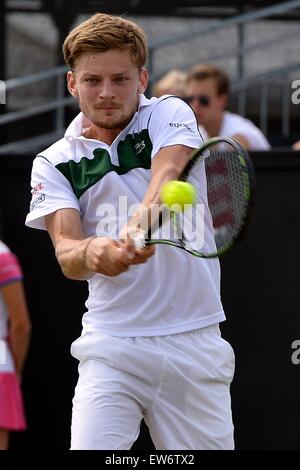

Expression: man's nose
xmin=99 ymin=80 xmax=115 ymax=98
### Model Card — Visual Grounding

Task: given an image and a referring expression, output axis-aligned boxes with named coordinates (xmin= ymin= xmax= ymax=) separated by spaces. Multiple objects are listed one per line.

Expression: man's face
xmin=185 ymin=78 xmax=227 ymax=128
xmin=67 ymin=49 xmax=148 ymax=132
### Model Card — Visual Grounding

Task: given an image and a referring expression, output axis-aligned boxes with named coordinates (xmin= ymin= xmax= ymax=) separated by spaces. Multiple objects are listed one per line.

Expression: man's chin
xmin=94 ymin=121 xmax=123 ymax=130
xmin=92 ymin=116 xmax=132 ymax=130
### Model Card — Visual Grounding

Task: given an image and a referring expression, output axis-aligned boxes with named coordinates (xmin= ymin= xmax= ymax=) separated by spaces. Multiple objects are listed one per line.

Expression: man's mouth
xmin=96 ymin=105 xmax=119 ymax=110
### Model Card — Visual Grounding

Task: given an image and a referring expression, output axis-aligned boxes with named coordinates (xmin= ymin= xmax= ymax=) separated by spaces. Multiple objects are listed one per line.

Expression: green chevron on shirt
xmin=56 ymin=129 xmax=152 ymax=198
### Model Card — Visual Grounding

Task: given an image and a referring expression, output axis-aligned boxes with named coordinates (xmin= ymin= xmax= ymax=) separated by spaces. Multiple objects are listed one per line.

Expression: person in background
xmin=153 ymin=69 xmax=187 ymax=98
xmin=0 ymin=240 xmax=31 ymax=450
xmin=185 ymin=64 xmax=271 ymax=150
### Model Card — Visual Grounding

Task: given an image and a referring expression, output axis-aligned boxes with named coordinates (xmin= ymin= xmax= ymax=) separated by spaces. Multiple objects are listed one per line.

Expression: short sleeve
xmin=25 ymin=156 xmax=80 ymax=230
xmin=222 ymin=113 xmax=271 ymax=151
xmin=0 ymin=251 xmax=23 ymax=287
xmin=148 ymin=96 xmax=204 ymax=159
xmin=235 ymin=125 xmax=270 ymax=150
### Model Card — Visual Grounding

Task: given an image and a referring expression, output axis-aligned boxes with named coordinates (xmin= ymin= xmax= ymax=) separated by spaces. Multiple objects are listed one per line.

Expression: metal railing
xmin=231 ymin=63 xmax=300 ymax=137
xmin=147 ymin=0 xmax=300 ymax=81
xmin=1 ymin=65 xmax=71 ymax=134
xmin=1 ymin=0 xmax=300 ymax=150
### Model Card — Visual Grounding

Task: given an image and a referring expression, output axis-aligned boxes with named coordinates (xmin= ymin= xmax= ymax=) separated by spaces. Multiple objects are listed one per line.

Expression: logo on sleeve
xmin=31 ymin=182 xmax=45 ymax=195
xmin=169 ymin=122 xmax=195 ymax=134
xmin=30 ymin=194 xmax=45 ymax=211
xmin=30 ymin=182 xmax=45 ymax=211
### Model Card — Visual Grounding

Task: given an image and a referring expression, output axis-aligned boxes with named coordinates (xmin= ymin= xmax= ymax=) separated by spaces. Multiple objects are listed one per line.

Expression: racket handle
xmin=132 ymin=232 xmax=146 ymax=249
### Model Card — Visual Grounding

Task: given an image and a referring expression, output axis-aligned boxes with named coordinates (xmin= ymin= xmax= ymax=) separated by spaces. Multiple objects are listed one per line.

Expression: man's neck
xmin=205 ymin=112 xmax=224 ymax=138
xmin=82 ymin=125 xmax=121 ymax=146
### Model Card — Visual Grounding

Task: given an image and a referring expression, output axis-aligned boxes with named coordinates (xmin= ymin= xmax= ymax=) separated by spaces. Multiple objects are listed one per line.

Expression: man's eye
xmin=115 ymin=77 xmax=128 ymax=83
xmin=85 ymin=78 xmax=98 ymax=84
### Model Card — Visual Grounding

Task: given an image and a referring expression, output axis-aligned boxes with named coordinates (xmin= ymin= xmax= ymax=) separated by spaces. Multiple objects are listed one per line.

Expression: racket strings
xmin=205 ymin=146 xmax=249 ymax=252
xmin=182 ymin=143 xmax=250 ymax=255
xmin=144 ymin=137 xmax=254 ymax=258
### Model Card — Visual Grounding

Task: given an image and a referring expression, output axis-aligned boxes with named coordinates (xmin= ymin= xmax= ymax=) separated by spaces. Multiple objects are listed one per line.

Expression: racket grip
xmin=132 ymin=232 xmax=146 ymax=249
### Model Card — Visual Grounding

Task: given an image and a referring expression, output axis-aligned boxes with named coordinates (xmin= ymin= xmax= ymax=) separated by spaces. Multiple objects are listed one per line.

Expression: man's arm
xmin=144 ymin=144 xmax=193 ymax=204
xmin=45 ymin=208 xmax=154 ymax=280
xmin=122 ymin=144 xmax=194 ymax=237
xmin=231 ymin=134 xmax=251 ymax=150
xmin=46 ymin=145 xmax=193 ymax=276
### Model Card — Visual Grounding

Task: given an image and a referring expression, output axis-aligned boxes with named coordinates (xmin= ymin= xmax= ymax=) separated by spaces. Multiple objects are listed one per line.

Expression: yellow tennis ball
xmin=160 ymin=181 xmax=197 ymax=211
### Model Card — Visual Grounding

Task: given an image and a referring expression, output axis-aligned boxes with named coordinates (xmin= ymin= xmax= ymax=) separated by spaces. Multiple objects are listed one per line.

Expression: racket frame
xmin=142 ymin=137 xmax=256 ymax=258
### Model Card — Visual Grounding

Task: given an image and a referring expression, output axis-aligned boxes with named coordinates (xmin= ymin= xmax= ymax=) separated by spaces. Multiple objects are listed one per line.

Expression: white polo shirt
xmin=26 ymin=94 xmax=225 ymax=336
xmin=199 ymin=111 xmax=270 ymax=150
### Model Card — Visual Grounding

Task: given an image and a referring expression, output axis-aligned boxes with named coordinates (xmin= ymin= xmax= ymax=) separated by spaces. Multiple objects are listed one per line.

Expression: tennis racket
xmin=133 ymin=136 xmax=256 ymax=258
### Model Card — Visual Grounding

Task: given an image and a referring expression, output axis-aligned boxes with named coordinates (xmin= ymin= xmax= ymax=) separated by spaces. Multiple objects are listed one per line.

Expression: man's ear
xmin=138 ymin=68 xmax=148 ymax=94
xmin=67 ymin=70 xmax=78 ymax=97
xmin=219 ymin=93 xmax=228 ymax=111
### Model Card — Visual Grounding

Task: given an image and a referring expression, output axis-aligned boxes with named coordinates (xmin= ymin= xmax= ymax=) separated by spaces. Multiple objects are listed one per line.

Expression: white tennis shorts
xmin=70 ymin=324 xmax=235 ymax=450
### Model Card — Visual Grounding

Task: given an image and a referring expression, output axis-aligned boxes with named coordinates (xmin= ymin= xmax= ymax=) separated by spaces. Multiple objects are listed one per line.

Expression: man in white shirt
xmin=185 ymin=64 xmax=270 ymax=150
xmin=25 ymin=14 xmax=235 ymax=450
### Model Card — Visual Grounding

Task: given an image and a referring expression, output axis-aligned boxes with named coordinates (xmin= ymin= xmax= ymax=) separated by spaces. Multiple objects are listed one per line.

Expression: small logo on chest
xmin=134 ymin=140 xmax=146 ymax=155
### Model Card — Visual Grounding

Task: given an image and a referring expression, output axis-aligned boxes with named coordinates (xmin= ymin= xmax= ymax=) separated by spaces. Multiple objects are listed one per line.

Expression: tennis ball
xmin=160 ymin=180 xmax=197 ymax=211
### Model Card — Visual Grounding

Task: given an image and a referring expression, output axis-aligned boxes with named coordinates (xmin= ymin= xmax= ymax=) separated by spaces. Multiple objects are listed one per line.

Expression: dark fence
xmin=0 ymin=150 xmax=300 ymax=450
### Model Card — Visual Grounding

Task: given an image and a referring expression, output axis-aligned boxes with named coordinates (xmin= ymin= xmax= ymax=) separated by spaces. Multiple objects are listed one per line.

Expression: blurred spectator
xmin=0 ymin=240 xmax=31 ymax=450
xmin=185 ymin=64 xmax=270 ymax=150
xmin=153 ymin=69 xmax=187 ymax=98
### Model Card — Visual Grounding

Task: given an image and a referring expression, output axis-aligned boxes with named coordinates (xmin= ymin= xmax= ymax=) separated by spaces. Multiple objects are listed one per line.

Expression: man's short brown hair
xmin=63 ymin=13 xmax=148 ymax=70
xmin=186 ymin=64 xmax=230 ymax=96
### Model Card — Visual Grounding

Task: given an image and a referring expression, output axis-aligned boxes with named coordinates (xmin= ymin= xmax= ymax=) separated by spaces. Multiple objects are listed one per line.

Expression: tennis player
xmin=25 ymin=13 xmax=235 ymax=450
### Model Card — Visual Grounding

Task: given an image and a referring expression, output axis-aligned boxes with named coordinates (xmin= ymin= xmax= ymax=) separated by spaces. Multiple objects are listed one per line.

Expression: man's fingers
xmin=116 ymin=246 xmax=136 ymax=264
xmin=135 ymin=245 xmax=155 ymax=256
xmin=116 ymin=245 xmax=155 ymax=265
xmin=131 ymin=245 xmax=155 ymax=263
xmin=95 ymin=259 xmax=129 ymax=276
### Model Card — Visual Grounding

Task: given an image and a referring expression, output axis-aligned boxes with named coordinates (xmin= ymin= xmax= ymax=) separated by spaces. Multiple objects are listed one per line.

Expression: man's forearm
xmin=143 ymin=163 xmax=180 ymax=207
xmin=127 ymin=164 xmax=181 ymax=233
xmin=55 ymin=237 xmax=95 ymax=280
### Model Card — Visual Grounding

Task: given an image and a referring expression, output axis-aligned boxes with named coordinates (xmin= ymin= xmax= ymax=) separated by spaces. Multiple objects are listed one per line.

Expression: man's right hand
xmin=83 ymin=236 xmax=155 ymax=277
xmin=45 ymin=209 xmax=155 ymax=280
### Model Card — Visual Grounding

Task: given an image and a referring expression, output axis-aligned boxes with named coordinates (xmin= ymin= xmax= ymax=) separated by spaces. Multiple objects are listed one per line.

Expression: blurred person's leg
xmin=0 ymin=429 xmax=9 ymax=450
